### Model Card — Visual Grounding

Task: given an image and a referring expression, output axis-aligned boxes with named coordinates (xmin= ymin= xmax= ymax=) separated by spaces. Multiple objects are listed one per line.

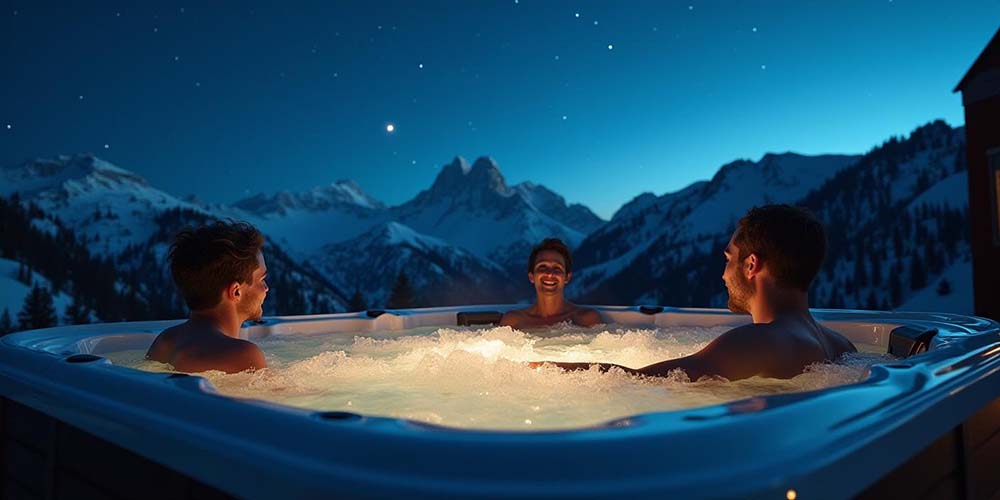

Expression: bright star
xmin=5 ymin=124 xmax=11 ymax=130
xmin=104 ymin=144 xmax=109 ymax=149
xmin=752 ymin=27 xmax=758 ymax=32
xmin=574 ymin=12 xmax=580 ymax=18
xmin=418 ymin=63 xmax=424 ymax=69
xmin=386 ymin=124 xmax=395 ymax=133
xmin=608 ymin=44 xmax=614 ymax=50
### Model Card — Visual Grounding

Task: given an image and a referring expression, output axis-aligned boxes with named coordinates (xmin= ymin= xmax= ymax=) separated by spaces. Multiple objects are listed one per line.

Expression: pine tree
xmin=889 ymin=264 xmax=902 ymax=307
xmin=909 ymin=254 xmax=927 ymax=290
xmin=0 ymin=308 xmax=13 ymax=335
xmin=348 ymin=289 xmax=368 ymax=312
xmin=63 ymin=295 xmax=91 ymax=325
xmin=936 ymin=279 xmax=952 ymax=296
xmin=17 ymin=284 xmax=57 ymax=331
xmin=387 ymin=272 xmax=415 ymax=309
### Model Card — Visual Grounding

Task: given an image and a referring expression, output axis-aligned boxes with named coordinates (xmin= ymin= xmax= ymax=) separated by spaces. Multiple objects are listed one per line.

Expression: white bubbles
xmin=117 ymin=325 xmax=889 ymax=431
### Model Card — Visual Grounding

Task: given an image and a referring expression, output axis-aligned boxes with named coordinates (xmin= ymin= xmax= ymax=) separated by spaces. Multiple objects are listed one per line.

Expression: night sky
xmin=2 ymin=2 xmax=998 ymax=219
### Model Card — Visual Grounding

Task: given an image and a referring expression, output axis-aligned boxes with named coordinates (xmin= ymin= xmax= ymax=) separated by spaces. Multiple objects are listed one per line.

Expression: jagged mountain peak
xmin=428 ymin=155 xmax=510 ymax=195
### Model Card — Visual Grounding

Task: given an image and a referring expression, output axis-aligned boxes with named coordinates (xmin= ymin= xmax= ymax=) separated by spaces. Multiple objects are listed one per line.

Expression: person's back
xmin=147 ymin=321 xmax=265 ymax=373
xmin=145 ymin=221 xmax=270 ymax=374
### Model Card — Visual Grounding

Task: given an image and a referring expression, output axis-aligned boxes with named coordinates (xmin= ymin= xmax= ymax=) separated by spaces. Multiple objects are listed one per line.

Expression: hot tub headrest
xmin=457 ymin=311 xmax=503 ymax=326
xmin=888 ymin=325 xmax=939 ymax=358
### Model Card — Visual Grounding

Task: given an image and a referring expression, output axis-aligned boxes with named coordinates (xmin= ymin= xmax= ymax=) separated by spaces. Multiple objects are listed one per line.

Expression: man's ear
xmin=528 ymin=272 xmax=535 ymax=284
xmin=744 ymin=253 xmax=760 ymax=279
xmin=226 ymin=282 xmax=241 ymax=301
xmin=565 ymin=272 xmax=572 ymax=284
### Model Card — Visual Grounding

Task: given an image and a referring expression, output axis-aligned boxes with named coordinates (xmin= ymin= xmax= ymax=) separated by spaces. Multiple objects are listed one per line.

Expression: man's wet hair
xmin=528 ymin=238 xmax=573 ymax=274
xmin=733 ymin=205 xmax=826 ymax=292
xmin=169 ymin=220 xmax=265 ymax=310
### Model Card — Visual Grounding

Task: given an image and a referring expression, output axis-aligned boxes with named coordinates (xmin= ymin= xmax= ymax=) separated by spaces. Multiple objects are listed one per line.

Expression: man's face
xmin=722 ymin=236 xmax=753 ymax=314
xmin=529 ymin=250 xmax=570 ymax=297
xmin=237 ymin=251 xmax=269 ymax=321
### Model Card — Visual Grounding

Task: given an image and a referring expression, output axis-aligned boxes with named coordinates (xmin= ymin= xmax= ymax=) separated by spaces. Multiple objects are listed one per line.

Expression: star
xmin=173 ymin=56 xmax=180 ymax=61
xmin=760 ymin=64 xmax=767 ymax=70
xmin=554 ymin=55 xmax=560 ymax=60
xmin=5 ymin=124 xmax=11 ymax=130
xmin=688 ymin=5 xmax=694 ymax=10
xmin=386 ymin=123 xmax=395 ymax=133
xmin=593 ymin=20 xmax=599 ymax=26
xmin=153 ymin=27 xmax=159 ymax=33
xmin=115 ymin=12 xmax=120 ymax=17
xmin=561 ymin=115 xmax=567 ymax=120
xmin=103 ymin=143 xmax=110 ymax=149
xmin=607 ymin=44 xmax=614 ymax=50
xmin=78 ymin=95 xmax=84 ymax=100
xmin=195 ymin=81 xmax=201 ymax=87
xmin=574 ymin=12 xmax=580 ymax=18
xmin=411 ymin=160 xmax=417 ymax=165
xmin=752 ymin=27 xmax=758 ymax=32
xmin=418 ymin=63 xmax=424 ymax=69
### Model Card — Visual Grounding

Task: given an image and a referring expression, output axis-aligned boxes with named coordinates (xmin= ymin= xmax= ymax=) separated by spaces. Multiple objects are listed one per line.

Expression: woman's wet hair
xmin=733 ymin=205 xmax=825 ymax=292
xmin=168 ymin=220 xmax=265 ymax=310
xmin=528 ymin=238 xmax=573 ymax=274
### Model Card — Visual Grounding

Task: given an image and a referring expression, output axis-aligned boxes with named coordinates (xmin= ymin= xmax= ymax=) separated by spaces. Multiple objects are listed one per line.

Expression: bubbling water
xmin=120 ymin=324 xmax=892 ymax=431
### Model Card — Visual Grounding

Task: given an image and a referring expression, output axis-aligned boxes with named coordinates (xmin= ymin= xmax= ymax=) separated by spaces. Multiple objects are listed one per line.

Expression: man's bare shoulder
xmin=572 ymin=307 xmax=602 ymax=327
xmin=499 ymin=308 xmax=529 ymax=327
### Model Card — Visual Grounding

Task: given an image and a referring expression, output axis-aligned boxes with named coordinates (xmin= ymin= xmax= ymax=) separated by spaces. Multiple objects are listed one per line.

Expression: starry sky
xmin=1 ymin=1 xmax=998 ymax=219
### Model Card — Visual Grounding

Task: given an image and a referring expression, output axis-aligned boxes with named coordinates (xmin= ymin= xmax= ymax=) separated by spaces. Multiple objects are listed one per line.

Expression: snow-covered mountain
xmin=392 ymin=156 xmax=604 ymax=270
xmin=0 ymin=154 xmax=206 ymax=255
xmin=315 ymin=222 xmax=518 ymax=307
xmin=0 ymin=120 xmax=974 ymax=325
xmin=574 ymin=120 xmax=971 ymax=314
xmin=572 ymin=152 xmax=861 ymax=294
xmin=230 ymin=180 xmax=389 ymax=256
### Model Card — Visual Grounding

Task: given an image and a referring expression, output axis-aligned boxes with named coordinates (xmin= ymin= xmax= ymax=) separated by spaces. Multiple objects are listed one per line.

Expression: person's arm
xmin=533 ymin=325 xmax=771 ymax=382
xmin=637 ymin=325 xmax=771 ymax=381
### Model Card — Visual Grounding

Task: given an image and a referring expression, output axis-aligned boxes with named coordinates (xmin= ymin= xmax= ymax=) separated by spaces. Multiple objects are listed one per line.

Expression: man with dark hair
xmin=534 ymin=205 xmax=855 ymax=380
xmin=500 ymin=238 xmax=601 ymax=329
xmin=146 ymin=221 xmax=269 ymax=373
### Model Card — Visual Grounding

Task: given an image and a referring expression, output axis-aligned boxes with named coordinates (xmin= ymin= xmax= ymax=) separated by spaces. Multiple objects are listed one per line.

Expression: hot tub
xmin=1 ymin=305 xmax=998 ymax=499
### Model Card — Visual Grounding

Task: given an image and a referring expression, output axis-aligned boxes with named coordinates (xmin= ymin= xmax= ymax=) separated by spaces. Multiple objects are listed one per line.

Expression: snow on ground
xmin=0 ymin=258 xmax=72 ymax=328
xmin=907 ymin=171 xmax=968 ymax=212
xmin=897 ymin=258 xmax=973 ymax=315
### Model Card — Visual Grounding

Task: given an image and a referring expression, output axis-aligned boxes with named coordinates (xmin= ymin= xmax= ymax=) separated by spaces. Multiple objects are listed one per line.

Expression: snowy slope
xmin=0 ymin=154 xmax=208 ymax=255
xmin=0 ymin=258 xmax=73 ymax=327
xmin=907 ymin=171 xmax=968 ymax=212
xmin=898 ymin=258 xmax=973 ymax=314
xmin=314 ymin=221 xmax=517 ymax=306
xmin=573 ymin=153 xmax=860 ymax=291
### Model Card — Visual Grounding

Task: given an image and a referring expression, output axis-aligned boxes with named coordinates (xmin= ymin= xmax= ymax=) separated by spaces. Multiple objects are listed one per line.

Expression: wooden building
xmin=955 ymin=27 xmax=1000 ymax=320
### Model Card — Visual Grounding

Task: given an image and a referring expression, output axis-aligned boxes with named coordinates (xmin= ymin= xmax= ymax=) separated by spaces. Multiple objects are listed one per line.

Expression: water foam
xmin=116 ymin=325 xmax=892 ymax=430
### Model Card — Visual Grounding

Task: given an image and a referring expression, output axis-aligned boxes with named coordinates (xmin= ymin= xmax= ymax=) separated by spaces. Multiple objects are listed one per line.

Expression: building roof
xmin=955 ymin=27 xmax=1000 ymax=93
